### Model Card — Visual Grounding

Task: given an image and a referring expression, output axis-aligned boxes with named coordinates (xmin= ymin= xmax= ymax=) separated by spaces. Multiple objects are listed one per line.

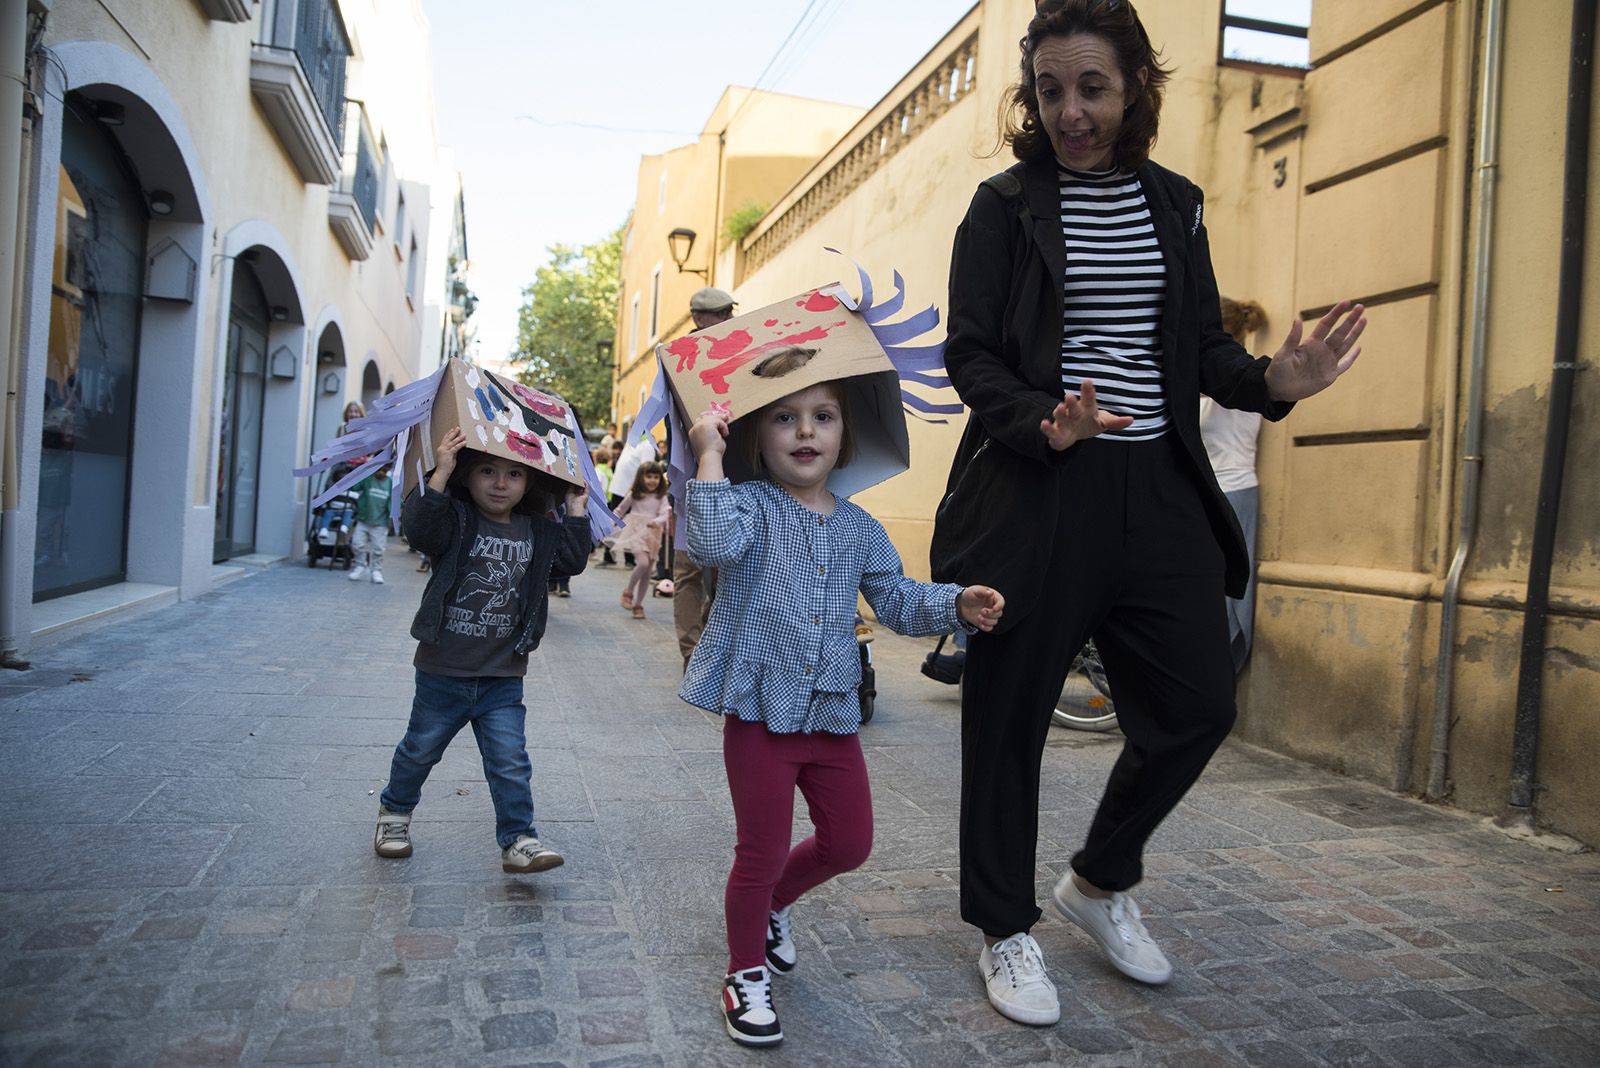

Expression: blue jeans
xmin=381 ymin=670 xmax=536 ymax=848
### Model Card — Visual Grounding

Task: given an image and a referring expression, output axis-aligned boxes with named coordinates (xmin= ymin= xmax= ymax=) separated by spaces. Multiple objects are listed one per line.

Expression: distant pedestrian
xmin=682 ymin=382 xmax=1004 ymax=1047
xmin=608 ymin=460 xmax=671 ymax=620
xmin=592 ymin=447 xmax=616 ymax=566
xmin=1201 ymin=297 xmax=1267 ymax=673
xmin=347 ymin=464 xmax=393 ymax=585
xmin=373 ymin=426 xmax=591 ymax=874
xmin=335 ymin=401 xmax=365 ymax=438
xmin=673 ymin=287 xmax=737 ymax=668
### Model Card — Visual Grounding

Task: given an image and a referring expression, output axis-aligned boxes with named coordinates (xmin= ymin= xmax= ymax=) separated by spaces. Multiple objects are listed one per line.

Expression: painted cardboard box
xmin=657 ymin=285 xmax=909 ymax=498
xmin=400 ymin=358 xmax=588 ymax=497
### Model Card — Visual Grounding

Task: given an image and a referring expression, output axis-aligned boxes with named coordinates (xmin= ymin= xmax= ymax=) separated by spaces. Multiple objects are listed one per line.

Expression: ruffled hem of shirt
xmin=679 ymin=658 xmax=861 ymax=736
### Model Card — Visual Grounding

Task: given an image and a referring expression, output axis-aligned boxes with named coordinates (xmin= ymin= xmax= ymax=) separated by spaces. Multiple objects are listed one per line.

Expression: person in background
xmin=592 ymin=447 xmax=616 ymax=566
xmin=608 ymin=428 xmax=657 ymax=568
xmin=1200 ymin=297 xmax=1267 ymax=673
xmin=610 ymin=461 xmax=672 ymax=620
xmin=336 ymin=401 xmax=365 ymax=438
xmin=348 ymin=463 xmax=393 ymax=585
xmin=673 ymin=287 xmax=738 ymax=667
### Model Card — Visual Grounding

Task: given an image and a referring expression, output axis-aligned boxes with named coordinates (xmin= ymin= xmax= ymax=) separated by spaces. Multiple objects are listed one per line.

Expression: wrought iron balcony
xmin=249 ymin=0 xmax=350 ymax=185
xmin=328 ymin=100 xmax=379 ymax=260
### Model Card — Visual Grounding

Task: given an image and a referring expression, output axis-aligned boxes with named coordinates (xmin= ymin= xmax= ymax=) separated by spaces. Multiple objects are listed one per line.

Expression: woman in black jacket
xmin=930 ymin=0 xmax=1366 ymax=1026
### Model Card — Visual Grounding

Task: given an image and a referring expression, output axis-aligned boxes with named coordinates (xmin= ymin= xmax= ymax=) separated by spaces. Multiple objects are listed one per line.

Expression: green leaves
xmin=511 ymin=223 xmax=624 ymax=426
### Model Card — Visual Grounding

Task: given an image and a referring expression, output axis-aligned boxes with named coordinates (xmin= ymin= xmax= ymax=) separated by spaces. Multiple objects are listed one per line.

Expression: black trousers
xmin=959 ymin=434 xmax=1237 ymax=937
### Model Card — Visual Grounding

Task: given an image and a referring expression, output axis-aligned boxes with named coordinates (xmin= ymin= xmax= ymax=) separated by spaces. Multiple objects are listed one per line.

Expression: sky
xmin=418 ymin=0 xmax=979 ymax=366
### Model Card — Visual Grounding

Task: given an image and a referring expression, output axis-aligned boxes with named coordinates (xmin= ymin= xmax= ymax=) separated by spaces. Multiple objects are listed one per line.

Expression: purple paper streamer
xmin=862 ymin=270 xmax=906 ymax=325
xmin=630 ymin=356 xmax=673 ymax=441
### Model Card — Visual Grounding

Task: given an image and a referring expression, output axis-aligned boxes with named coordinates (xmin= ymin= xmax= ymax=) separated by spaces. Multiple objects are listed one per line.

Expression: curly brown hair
xmin=999 ymin=0 xmax=1171 ymax=170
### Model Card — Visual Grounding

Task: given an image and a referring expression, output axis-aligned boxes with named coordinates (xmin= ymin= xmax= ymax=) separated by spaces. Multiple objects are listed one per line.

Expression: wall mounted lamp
xmin=666 ymin=227 xmax=708 ymax=278
xmin=147 ymin=190 xmax=175 ymax=216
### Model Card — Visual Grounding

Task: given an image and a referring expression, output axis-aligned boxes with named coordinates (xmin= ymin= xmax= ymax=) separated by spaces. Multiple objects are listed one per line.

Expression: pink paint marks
xmin=764 ymin=319 xmax=779 ymax=327
xmin=507 ymin=382 xmax=570 ymax=421
xmin=708 ymin=329 xmax=752 ymax=361
xmin=506 ymin=431 xmax=544 ymax=463
xmin=709 ymin=401 xmax=733 ymax=420
xmin=698 ymin=322 xmax=845 ymax=395
xmin=802 ymin=291 xmax=841 ymax=312
xmin=665 ymin=335 xmax=702 ymax=372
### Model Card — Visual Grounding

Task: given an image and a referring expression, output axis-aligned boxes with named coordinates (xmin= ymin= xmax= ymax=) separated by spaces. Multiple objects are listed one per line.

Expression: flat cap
xmin=689 ymin=287 xmax=736 ymax=313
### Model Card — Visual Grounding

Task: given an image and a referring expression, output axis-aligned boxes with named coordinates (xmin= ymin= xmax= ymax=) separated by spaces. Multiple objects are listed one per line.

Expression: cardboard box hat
xmin=658 ymin=286 xmax=909 ymax=498
xmin=401 ymin=359 xmax=588 ymax=497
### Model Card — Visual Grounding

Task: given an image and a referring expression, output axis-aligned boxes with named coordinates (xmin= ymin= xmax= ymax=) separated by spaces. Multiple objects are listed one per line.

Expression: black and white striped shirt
xmin=1059 ymin=166 xmax=1170 ymax=441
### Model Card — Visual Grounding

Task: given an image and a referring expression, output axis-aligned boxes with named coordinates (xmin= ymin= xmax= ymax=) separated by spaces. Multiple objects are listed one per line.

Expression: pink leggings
xmin=723 ymin=717 xmax=873 ymax=971
xmin=625 ymin=552 xmax=655 ymax=606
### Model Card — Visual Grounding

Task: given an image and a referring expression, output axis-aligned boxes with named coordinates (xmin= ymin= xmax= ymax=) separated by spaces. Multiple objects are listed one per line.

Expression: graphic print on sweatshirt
xmin=442 ymin=523 xmax=532 ymax=640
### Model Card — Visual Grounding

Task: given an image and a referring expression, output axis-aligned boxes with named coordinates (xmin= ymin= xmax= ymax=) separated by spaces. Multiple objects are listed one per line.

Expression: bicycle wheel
xmin=1052 ymin=642 xmax=1118 ymax=732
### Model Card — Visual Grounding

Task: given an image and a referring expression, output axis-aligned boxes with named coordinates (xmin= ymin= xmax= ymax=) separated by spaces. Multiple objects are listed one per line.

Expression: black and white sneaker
xmin=765 ymin=907 xmax=796 ymax=973
xmin=721 ymin=966 xmax=782 ymax=1046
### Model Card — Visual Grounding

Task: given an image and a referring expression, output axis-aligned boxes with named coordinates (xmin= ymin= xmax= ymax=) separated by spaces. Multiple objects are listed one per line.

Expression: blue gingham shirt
xmin=679 ymin=479 xmax=965 ymax=735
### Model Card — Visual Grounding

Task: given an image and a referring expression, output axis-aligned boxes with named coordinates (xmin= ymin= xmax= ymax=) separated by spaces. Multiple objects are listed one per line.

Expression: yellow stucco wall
xmin=610 ymin=89 xmax=865 ymax=436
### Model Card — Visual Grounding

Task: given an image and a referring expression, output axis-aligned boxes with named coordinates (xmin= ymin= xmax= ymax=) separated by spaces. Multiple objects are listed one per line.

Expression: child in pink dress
xmin=610 ymin=461 xmax=671 ymax=618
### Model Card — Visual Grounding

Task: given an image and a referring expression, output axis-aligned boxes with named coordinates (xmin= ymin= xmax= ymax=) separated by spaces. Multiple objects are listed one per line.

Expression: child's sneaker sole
xmin=502 ymin=854 xmax=564 ymax=874
xmin=724 ymin=1018 xmax=783 ymax=1047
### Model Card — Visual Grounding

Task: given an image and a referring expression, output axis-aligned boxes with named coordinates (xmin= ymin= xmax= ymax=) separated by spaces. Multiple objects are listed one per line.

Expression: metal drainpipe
xmin=1429 ymin=0 xmax=1507 ymax=801
xmin=0 ymin=0 xmax=31 ymax=666
xmin=1505 ymin=0 xmax=1595 ymax=824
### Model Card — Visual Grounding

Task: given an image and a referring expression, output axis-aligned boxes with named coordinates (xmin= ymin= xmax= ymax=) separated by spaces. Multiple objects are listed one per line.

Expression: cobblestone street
xmin=1 ymin=556 xmax=1597 ymax=1067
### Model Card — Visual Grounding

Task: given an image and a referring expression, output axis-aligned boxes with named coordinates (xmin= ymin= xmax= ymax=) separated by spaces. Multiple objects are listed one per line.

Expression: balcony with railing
xmin=328 ymin=100 xmax=379 ymax=260
xmin=249 ymin=0 xmax=350 ymax=185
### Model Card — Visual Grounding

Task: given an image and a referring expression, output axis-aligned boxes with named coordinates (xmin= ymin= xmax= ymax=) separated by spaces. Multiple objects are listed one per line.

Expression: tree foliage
xmin=511 ymin=223 xmax=623 ymax=427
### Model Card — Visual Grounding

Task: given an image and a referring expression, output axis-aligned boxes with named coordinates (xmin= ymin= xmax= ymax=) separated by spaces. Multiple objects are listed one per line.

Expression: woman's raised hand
xmin=1264 ymin=300 xmax=1367 ymax=403
xmin=1040 ymin=379 xmax=1134 ymax=451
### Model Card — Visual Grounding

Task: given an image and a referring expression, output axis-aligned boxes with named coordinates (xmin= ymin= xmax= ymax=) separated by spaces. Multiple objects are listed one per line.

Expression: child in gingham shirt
xmin=682 ymin=379 xmax=1004 ymax=1048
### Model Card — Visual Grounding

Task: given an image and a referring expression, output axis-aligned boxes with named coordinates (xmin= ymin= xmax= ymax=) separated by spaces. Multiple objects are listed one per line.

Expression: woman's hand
xmin=427 ymin=426 xmax=468 ymax=491
xmin=957 ymin=585 xmax=1005 ymax=632
xmin=1040 ymin=380 xmax=1134 ymax=451
xmin=1265 ymin=300 xmax=1367 ymax=402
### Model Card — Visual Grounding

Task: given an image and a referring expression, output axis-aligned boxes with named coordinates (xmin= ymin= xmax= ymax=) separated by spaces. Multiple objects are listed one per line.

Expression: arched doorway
xmin=33 ymin=97 xmax=149 ymax=600
xmin=214 ymin=260 xmax=271 ymax=560
xmin=360 ymin=359 xmax=381 ymax=407
xmin=309 ymin=320 xmax=347 ymax=457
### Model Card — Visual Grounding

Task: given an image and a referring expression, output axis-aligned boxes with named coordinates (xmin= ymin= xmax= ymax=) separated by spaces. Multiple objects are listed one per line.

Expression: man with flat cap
xmin=674 ymin=287 xmax=736 ymax=667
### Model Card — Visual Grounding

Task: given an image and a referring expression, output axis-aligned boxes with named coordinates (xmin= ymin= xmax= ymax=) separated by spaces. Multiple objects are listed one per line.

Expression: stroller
xmin=306 ymin=465 xmax=359 ymax=569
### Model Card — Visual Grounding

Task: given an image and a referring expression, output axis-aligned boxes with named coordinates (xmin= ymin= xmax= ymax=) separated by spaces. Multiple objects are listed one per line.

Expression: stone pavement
xmin=1 ymin=555 xmax=1597 ymax=1068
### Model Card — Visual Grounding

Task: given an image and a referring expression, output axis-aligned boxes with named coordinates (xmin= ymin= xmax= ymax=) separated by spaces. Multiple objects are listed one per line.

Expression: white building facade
xmin=0 ymin=0 xmax=456 ymax=655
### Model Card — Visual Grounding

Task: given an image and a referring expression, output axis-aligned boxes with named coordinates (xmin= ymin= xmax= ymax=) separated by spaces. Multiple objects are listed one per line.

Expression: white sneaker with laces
xmin=501 ymin=834 xmax=563 ymax=874
xmin=978 ymin=932 xmax=1060 ymax=1026
xmin=373 ymin=806 xmax=411 ymax=858
xmin=347 ymin=565 xmax=367 ymax=581
xmin=371 ymin=570 xmax=384 ymax=585
xmin=765 ymin=907 xmax=796 ymax=973
xmin=721 ymin=966 xmax=782 ymax=1046
xmin=1052 ymin=873 xmax=1173 ymax=984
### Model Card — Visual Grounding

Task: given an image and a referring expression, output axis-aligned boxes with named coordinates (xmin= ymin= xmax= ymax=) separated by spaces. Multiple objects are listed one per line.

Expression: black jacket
xmin=402 ymin=488 xmax=591 ymax=656
xmin=929 ymin=156 xmax=1293 ymax=630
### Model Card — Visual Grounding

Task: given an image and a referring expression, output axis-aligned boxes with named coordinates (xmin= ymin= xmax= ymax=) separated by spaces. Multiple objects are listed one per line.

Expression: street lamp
xmin=666 ymin=227 xmax=708 ymax=278
xmin=596 ymin=338 xmax=614 ymax=363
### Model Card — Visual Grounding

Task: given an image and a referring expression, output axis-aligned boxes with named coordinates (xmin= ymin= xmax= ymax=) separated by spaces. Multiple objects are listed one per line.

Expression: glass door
xmin=214 ymin=265 xmax=269 ymax=561
xmin=34 ymin=105 xmax=145 ymax=601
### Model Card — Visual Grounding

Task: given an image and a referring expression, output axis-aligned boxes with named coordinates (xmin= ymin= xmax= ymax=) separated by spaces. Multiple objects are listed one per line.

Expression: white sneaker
xmin=347 ymin=565 xmax=367 ymax=581
xmin=1052 ymin=873 xmax=1173 ymax=984
xmin=501 ymin=835 xmax=563 ymax=873
xmin=373 ymin=807 xmax=411 ymax=858
xmin=371 ymin=570 xmax=384 ymax=585
xmin=722 ymin=966 xmax=782 ymax=1046
xmin=978 ymin=932 xmax=1060 ymax=1026
xmin=765 ymin=907 xmax=796 ymax=973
